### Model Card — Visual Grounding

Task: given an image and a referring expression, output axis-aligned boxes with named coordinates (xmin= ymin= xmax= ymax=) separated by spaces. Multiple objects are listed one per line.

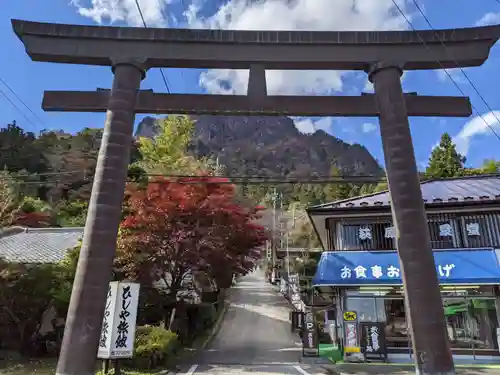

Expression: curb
xmin=200 ymin=294 xmax=231 ymax=349
xmin=320 ymin=363 xmax=500 ymax=374
xmin=166 ymin=289 xmax=232 ymax=374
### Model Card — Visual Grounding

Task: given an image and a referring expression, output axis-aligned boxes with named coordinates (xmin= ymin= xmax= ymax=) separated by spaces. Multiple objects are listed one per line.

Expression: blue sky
xmin=1 ymin=0 xmax=500 ymax=170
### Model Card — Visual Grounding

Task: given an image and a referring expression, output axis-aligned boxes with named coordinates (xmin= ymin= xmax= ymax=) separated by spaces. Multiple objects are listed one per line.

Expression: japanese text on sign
xmin=340 ymin=264 xmax=456 ymax=279
xmin=356 ymin=222 xmax=481 ymax=241
xmin=439 ymin=222 xmax=481 ymax=237
xmin=97 ymin=282 xmax=140 ymax=359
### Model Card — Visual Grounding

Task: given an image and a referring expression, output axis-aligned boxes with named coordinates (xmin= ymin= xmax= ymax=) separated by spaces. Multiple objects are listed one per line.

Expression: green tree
xmin=137 ymin=116 xmax=206 ymax=175
xmin=0 ymin=170 xmax=19 ymax=229
xmin=425 ymin=133 xmax=465 ymax=178
xmin=0 ymin=121 xmax=47 ymax=174
xmin=323 ymin=166 xmax=373 ymax=201
xmin=0 ymin=259 xmax=62 ymax=354
xmin=55 ymin=200 xmax=88 ymax=227
xmin=373 ymin=181 xmax=388 ymax=193
xmin=480 ymin=159 xmax=500 ymax=174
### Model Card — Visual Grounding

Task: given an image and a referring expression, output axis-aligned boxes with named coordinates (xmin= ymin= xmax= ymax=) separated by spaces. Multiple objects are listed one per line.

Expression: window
xmin=444 ymin=297 xmax=498 ymax=351
xmin=383 ymin=299 xmax=409 ymax=348
xmin=345 ymin=297 xmax=386 ymax=322
xmin=345 ymin=297 xmax=408 ymax=348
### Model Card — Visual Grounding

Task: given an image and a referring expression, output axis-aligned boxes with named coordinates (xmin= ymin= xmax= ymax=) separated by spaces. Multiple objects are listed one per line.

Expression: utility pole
xmin=271 ymin=187 xmax=277 ymax=283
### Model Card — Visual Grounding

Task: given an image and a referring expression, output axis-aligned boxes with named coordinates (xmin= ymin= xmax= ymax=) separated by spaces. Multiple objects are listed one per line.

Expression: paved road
xmin=177 ymin=269 xmax=326 ymax=375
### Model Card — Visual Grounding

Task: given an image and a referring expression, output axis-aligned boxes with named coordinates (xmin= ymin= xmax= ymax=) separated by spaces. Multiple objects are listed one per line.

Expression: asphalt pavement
xmin=176 ymin=269 xmax=327 ymax=375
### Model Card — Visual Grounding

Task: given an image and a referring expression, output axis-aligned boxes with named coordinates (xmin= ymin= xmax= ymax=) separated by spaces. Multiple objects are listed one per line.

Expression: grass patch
xmin=0 ymin=358 xmax=56 ymax=375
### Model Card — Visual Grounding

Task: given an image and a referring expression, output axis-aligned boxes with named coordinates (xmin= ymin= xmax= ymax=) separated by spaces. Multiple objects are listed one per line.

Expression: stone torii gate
xmin=12 ymin=19 xmax=500 ymax=375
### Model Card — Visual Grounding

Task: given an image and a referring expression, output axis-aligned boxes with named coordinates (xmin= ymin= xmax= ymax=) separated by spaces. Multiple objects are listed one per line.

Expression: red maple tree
xmin=115 ymin=176 xmax=268 ymax=302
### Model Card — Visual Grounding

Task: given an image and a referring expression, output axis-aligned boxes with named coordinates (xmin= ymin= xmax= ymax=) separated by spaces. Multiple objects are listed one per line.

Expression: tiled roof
xmin=0 ymin=227 xmax=84 ymax=264
xmin=310 ymin=175 xmax=500 ymax=209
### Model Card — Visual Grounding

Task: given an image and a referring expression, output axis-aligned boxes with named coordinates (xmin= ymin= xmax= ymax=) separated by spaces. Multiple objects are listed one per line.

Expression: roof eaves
xmin=0 ymin=226 xmax=27 ymax=238
xmin=308 ymin=197 xmax=500 ymax=215
xmin=24 ymin=227 xmax=85 ymax=233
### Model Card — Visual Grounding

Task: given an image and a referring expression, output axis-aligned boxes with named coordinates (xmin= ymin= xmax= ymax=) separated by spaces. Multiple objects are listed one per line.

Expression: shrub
xmin=128 ymin=326 xmax=178 ymax=370
xmin=0 ymin=259 xmax=62 ymax=355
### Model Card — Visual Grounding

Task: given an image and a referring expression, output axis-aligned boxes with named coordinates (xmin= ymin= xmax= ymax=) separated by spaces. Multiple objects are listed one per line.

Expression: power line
xmin=134 ymin=0 xmax=172 ymax=93
xmin=155 ymin=0 xmax=188 ymax=92
xmin=0 ymin=77 xmax=46 ymax=128
xmin=4 ymin=167 xmax=500 ymax=186
xmin=1 ymin=169 xmax=389 ymax=185
xmin=0 ymin=86 xmax=39 ymax=130
xmin=409 ymin=0 xmax=500 ymax=138
xmin=1 ymin=167 xmax=385 ymax=180
xmin=2 ymin=177 xmax=388 ymax=186
xmin=1 ymin=172 xmax=387 ymax=184
xmin=391 ymin=0 xmax=500 ymax=144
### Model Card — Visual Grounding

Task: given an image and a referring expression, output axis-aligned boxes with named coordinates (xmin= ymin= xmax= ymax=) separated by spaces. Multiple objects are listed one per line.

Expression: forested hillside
xmin=0 ymin=118 xmax=498 ymax=234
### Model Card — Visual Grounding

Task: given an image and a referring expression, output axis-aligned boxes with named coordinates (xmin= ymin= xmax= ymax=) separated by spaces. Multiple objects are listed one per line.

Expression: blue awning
xmin=312 ymin=248 xmax=500 ymax=286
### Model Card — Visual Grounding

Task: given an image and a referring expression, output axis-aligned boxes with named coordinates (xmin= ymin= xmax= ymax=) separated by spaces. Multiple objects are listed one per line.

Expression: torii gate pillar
xmin=369 ymin=62 xmax=454 ymax=374
xmin=56 ymin=60 xmax=146 ymax=375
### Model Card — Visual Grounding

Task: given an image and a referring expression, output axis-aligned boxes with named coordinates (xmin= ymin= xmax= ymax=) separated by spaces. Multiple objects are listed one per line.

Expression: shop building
xmin=306 ymin=175 xmax=500 ymax=361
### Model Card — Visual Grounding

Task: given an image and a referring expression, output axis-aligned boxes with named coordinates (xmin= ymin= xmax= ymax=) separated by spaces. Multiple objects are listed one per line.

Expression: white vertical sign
xmin=98 ymin=281 xmax=119 ymax=358
xmin=97 ymin=281 xmax=140 ymax=359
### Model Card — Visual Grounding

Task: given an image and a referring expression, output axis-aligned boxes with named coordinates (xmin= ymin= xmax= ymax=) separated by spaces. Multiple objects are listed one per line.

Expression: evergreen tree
xmin=425 ymin=133 xmax=465 ymax=178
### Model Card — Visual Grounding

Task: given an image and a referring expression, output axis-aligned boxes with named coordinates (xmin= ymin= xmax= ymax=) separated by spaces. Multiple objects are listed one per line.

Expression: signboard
xmin=344 ymin=321 xmax=360 ymax=353
xmin=302 ymin=311 xmax=319 ymax=356
xmin=291 ymin=311 xmax=305 ymax=331
xmin=343 ymin=311 xmax=357 ymax=321
xmin=98 ymin=281 xmax=141 ymax=359
xmin=313 ymin=248 xmax=500 ymax=286
xmin=360 ymin=322 xmax=387 ymax=361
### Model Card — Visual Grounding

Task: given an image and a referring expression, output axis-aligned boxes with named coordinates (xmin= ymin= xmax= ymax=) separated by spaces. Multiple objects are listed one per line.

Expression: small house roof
xmin=310 ymin=175 xmax=500 ymax=210
xmin=0 ymin=227 xmax=84 ymax=263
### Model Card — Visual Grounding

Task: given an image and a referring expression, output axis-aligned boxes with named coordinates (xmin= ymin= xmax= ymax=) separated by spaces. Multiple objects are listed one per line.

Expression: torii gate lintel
xmin=41 ymin=90 xmax=472 ymax=117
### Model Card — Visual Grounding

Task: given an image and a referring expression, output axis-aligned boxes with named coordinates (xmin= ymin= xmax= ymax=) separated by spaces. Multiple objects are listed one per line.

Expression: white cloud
xmin=362 ymin=71 xmax=409 ymax=93
xmin=72 ymin=0 xmax=416 ymax=134
xmin=363 ymin=79 xmax=375 ymax=93
xmin=198 ymin=69 xmax=343 ymax=96
xmin=452 ymin=111 xmax=500 ymax=156
xmin=362 ymin=122 xmax=377 ymax=133
xmin=71 ymin=0 xmax=173 ymax=27
xmin=71 ymin=0 xmax=414 ymax=95
xmin=476 ymin=12 xmax=500 ymax=26
xmin=436 ymin=68 xmax=466 ymax=84
xmin=190 ymin=0 xmax=413 ymax=95
xmin=293 ymin=117 xmax=334 ymax=134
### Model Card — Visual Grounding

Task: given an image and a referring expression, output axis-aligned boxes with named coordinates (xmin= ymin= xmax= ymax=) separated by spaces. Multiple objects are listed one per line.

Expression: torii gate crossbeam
xmin=11 ymin=19 xmax=500 ymax=375
xmin=42 ymin=91 xmax=472 ymax=117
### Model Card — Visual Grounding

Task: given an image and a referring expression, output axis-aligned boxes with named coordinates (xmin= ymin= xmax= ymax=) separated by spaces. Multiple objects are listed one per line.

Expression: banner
xmin=97 ymin=282 xmax=140 ymax=359
xmin=360 ymin=322 xmax=387 ymax=361
xmin=302 ymin=310 xmax=319 ymax=356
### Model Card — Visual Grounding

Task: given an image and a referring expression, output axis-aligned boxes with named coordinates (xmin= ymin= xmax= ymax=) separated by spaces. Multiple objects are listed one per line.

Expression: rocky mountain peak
xmin=135 ymin=115 xmax=382 ymax=177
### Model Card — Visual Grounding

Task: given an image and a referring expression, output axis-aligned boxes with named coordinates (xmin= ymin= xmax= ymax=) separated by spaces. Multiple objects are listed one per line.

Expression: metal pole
xmin=272 ymin=187 xmax=277 ymax=283
xmin=56 ymin=61 xmax=145 ymax=375
xmin=369 ymin=62 xmax=454 ymax=375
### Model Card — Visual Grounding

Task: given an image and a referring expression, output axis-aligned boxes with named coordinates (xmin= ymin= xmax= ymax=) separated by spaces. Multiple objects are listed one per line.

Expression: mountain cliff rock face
xmin=135 ymin=115 xmax=382 ymax=177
